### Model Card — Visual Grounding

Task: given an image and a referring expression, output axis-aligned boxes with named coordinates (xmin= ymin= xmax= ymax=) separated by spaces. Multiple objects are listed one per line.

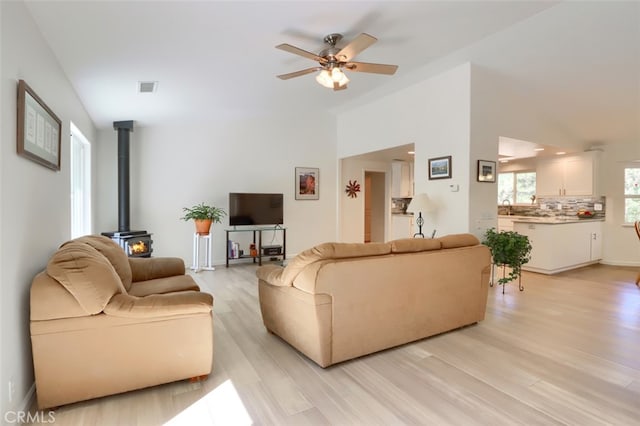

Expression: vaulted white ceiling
xmin=24 ymin=1 xmax=639 ymax=150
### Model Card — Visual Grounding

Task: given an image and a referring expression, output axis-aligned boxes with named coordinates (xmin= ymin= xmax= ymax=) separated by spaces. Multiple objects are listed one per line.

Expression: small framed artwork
xmin=295 ymin=167 xmax=319 ymax=200
xmin=428 ymin=156 xmax=452 ymax=180
xmin=477 ymin=160 xmax=496 ymax=183
xmin=17 ymin=80 xmax=62 ymax=171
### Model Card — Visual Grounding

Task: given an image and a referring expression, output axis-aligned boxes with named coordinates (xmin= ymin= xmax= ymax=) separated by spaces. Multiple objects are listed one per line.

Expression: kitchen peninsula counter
xmin=503 ymin=218 xmax=604 ymax=274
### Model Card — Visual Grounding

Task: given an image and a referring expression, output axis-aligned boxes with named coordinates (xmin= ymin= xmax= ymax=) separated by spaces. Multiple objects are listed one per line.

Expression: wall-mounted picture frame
xmin=477 ymin=160 xmax=496 ymax=183
xmin=428 ymin=156 xmax=452 ymax=180
xmin=295 ymin=167 xmax=319 ymax=200
xmin=17 ymin=80 xmax=62 ymax=171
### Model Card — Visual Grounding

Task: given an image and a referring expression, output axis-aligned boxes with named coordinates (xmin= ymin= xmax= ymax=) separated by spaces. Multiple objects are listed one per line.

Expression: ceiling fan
xmin=276 ymin=33 xmax=398 ymax=91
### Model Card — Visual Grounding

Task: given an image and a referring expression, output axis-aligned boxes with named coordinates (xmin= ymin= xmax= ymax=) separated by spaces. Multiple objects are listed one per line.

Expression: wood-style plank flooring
xmin=30 ymin=263 xmax=640 ymax=425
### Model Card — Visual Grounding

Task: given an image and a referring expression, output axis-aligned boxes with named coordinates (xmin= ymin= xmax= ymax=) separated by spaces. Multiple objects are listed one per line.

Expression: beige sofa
xmin=257 ymin=234 xmax=491 ymax=367
xmin=30 ymin=235 xmax=214 ymax=409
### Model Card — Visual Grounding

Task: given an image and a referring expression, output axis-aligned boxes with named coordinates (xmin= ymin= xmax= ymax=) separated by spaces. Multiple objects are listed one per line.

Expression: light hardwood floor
xmin=31 ymin=263 xmax=640 ymax=425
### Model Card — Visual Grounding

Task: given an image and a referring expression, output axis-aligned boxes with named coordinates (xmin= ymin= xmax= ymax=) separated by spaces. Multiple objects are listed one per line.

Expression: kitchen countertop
xmin=391 ymin=212 xmax=414 ymax=216
xmin=498 ymin=215 xmax=604 ymax=224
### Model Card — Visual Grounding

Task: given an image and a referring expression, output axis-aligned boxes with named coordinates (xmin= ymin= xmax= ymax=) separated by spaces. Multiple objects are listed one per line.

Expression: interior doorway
xmin=364 ymin=171 xmax=386 ymax=243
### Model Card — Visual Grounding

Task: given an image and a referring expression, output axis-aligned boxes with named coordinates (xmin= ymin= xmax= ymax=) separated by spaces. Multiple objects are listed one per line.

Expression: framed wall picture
xmin=295 ymin=167 xmax=319 ymax=200
xmin=428 ymin=156 xmax=452 ymax=180
xmin=477 ymin=160 xmax=496 ymax=183
xmin=17 ymin=80 xmax=62 ymax=171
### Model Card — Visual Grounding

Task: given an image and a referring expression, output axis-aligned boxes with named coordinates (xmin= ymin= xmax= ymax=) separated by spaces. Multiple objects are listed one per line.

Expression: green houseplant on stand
xmin=482 ymin=228 xmax=532 ymax=294
xmin=181 ymin=202 xmax=226 ymax=235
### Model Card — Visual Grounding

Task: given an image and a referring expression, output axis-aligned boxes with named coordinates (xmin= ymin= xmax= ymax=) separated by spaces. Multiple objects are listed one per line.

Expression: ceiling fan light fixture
xmin=316 ymin=68 xmax=349 ymax=89
xmin=331 ymin=68 xmax=349 ymax=86
xmin=315 ymin=69 xmax=334 ymax=88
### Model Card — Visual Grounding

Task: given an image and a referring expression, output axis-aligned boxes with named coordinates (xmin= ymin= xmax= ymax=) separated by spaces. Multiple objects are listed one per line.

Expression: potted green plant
xmin=482 ymin=228 xmax=532 ymax=293
xmin=181 ymin=202 xmax=226 ymax=235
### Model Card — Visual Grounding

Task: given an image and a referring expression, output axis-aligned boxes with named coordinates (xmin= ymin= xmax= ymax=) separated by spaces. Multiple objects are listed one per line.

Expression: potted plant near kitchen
xmin=181 ymin=202 xmax=226 ymax=235
xmin=482 ymin=228 xmax=532 ymax=294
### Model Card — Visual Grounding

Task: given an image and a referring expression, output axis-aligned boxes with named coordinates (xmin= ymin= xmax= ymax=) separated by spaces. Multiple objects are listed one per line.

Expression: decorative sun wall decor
xmin=345 ymin=180 xmax=360 ymax=198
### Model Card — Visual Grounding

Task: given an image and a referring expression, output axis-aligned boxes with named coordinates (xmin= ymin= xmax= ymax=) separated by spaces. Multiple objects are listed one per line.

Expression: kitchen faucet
xmin=502 ymin=199 xmax=512 ymax=216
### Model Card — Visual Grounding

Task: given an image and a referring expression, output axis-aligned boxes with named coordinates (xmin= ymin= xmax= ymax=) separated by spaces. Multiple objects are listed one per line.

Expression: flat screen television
xmin=228 ymin=193 xmax=284 ymax=226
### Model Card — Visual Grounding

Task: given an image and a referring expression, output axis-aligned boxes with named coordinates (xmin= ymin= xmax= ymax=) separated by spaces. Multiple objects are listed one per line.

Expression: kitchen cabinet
xmin=391 ymin=161 xmax=413 ymax=198
xmin=536 ymin=152 xmax=599 ymax=197
xmin=390 ymin=215 xmax=414 ymax=240
xmin=497 ymin=217 xmax=514 ymax=232
xmin=513 ymin=220 xmax=603 ymax=274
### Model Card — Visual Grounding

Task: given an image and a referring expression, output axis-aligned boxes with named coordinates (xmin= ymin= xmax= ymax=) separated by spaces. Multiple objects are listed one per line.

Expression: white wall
xmin=339 ymin=157 xmax=390 ymax=242
xmin=600 ymin=142 xmax=640 ymax=266
xmin=0 ymin=1 xmax=97 ymax=414
xmin=95 ymin=114 xmax=337 ymax=264
xmin=338 ymin=63 xmax=483 ymax=239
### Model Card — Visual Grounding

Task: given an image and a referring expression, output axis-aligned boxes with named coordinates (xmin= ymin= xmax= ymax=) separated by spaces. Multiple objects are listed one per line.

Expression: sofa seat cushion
xmin=65 ymin=235 xmax=133 ymax=290
xmin=47 ymin=242 xmax=126 ymax=315
xmin=281 ymin=242 xmax=391 ymax=286
xmin=127 ymin=275 xmax=200 ymax=297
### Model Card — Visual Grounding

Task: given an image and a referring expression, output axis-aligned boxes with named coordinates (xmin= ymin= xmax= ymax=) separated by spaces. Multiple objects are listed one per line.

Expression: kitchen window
xmin=624 ymin=166 xmax=640 ymax=223
xmin=498 ymin=171 xmax=536 ymax=205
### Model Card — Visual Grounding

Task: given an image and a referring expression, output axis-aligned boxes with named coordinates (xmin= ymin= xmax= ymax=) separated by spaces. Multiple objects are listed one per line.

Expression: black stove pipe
xmin=113 ymin=121 xmax=134 ymax=233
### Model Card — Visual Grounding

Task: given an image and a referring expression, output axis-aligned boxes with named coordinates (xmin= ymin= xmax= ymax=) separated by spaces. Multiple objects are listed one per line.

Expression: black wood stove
xmin=102 ymin=121 xmax=153 ymax=257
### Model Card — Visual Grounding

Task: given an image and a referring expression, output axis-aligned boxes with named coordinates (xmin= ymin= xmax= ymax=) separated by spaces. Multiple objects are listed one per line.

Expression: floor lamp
xmin=406 ymin=193 xmax=435 ymax=238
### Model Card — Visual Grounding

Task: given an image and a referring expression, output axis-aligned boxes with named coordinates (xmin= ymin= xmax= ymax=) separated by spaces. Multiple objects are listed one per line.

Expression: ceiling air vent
xmin=137 ymin=81 xmax=158 ymax=93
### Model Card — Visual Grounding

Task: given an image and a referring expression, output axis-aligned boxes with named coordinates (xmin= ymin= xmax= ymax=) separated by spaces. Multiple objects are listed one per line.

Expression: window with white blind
xmin=70 ymin=123 xmax=91 ymax=238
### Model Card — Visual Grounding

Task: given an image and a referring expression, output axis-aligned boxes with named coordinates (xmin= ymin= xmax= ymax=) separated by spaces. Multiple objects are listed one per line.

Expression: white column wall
xmin=338 ymin=63 xmax=476 ymax=239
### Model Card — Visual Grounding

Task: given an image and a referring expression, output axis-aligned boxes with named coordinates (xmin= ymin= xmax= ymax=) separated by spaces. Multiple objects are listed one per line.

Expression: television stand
xmin=225 ymin=226 xmax=286 ymax=267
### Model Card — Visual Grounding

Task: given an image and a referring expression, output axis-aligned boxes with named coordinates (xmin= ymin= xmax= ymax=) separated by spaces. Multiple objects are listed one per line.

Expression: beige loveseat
xmin=257 ymin=234 xmax=491 ymax=367
xmin=30 ymin=235 xmax=213 ymax=409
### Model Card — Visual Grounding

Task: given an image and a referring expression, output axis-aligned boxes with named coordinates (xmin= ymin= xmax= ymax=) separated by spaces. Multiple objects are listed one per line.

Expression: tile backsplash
xmin=498 ymin=196 xmax=606 ymax=219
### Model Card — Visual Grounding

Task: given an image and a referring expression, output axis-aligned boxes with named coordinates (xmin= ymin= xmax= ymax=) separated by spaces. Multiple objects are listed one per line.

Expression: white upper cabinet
xmin=391 ymin=161 xmax=414 ymax=198
xmin=536 ymin=151 xmax=599 ymax=197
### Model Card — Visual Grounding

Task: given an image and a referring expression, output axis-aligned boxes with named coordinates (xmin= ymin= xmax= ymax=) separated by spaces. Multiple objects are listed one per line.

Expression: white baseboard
xmin=600 ymin=260 xmax=640 ymax=267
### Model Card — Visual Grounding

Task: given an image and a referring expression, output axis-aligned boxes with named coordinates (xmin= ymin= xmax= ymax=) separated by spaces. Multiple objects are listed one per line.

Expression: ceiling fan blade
xmin=276 ymin=43 xmax=326 ymax=63
xmin=277 ymin=67 xmax=321 ymax=80
xmin=336 ymin=33 xmax=377 ymax=61
xmin=345 ymin=61 xmax=398 ymax=75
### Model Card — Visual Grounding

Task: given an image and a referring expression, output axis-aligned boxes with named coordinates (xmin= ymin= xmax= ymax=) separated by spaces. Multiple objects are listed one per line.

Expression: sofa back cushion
xmin=281 ymin=242 xmax=391 ymax=286
xmin=64 ymin=235 xmax=133 ymax=290
xmin=390 ymin=238 xmax=442 ymax=253
xmin=47 ymin=242 xmax=126 ymax=315
xmin=437 ymin=233 xmax=480 ymax=249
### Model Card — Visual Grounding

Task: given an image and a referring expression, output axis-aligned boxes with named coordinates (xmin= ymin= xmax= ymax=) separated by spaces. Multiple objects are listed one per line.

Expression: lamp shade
xmin=406 ymin=193 xmax=435 ymax=213
xmin=316 ymin=68 xmax=349 ymax=89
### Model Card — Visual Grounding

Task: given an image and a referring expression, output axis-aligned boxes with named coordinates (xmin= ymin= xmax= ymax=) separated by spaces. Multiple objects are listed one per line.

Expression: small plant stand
xmin=490 ymin=263 xmax=524 ymax=294
xmin=191 ymin=232 xmax=215 ymax=272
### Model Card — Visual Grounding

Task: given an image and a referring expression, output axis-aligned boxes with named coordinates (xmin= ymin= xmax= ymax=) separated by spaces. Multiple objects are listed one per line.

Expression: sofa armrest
xmin=256 ymin=265 xmax=289 ymax=286
xmin=104 ymin=292 xmax=213 ymax=318
xmin=129 ymin=257 xmax=185 ymax=282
